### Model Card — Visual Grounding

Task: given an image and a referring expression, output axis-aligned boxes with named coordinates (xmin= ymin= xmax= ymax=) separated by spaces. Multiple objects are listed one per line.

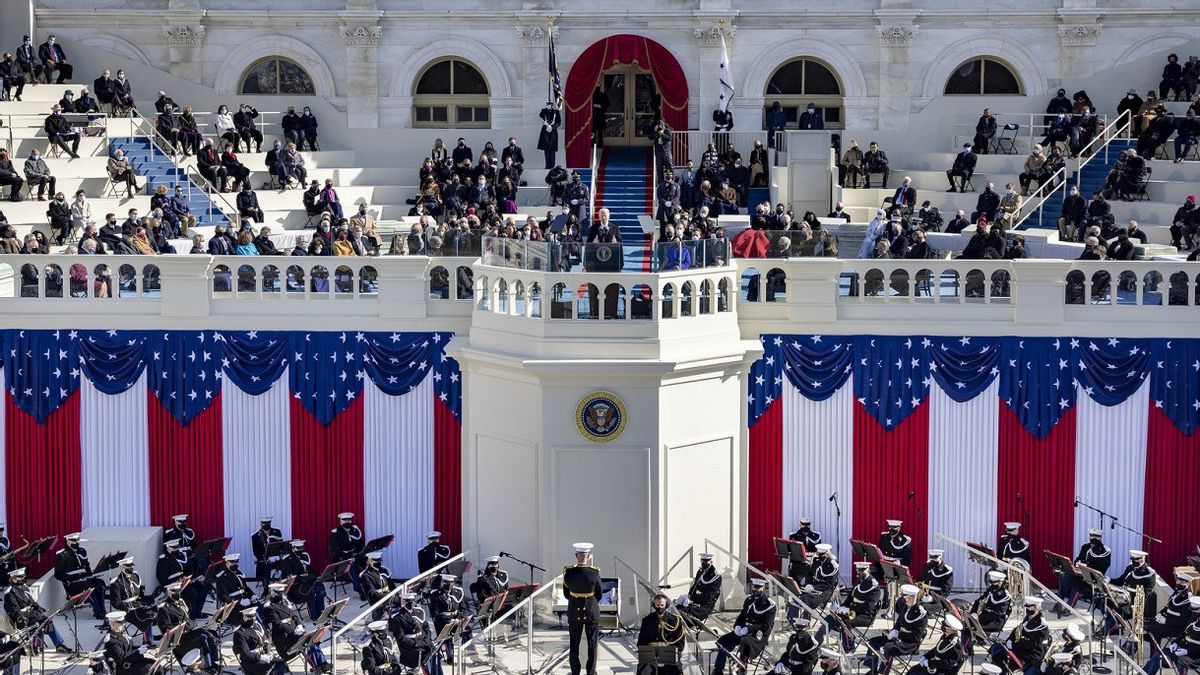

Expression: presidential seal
xmin=575 ymin=391 xmax=627 ymax=443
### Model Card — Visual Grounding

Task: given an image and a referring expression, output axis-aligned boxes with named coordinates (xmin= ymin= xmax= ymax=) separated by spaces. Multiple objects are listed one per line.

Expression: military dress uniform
xmin=678 ymin=555 xmax=722 ymax=622
xmin=563 ymin=545 xmax=604 ymax=675
xmin=713 ymin=581 xmax=776 ymax=674
xmin=636 ymin=607 xmax=685 ymax=675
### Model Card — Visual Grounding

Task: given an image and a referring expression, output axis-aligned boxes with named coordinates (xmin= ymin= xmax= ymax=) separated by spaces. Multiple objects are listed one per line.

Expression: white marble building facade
xmin=20 ymin=0 xmax=1200 ymax=132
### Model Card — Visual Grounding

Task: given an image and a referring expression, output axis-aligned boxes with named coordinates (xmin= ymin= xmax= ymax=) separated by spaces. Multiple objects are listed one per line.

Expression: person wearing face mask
xmin=798 ymin=102 xmax=823 ymax=131
xmin=300 ymin=107 xmax=319 ymax=151
xmin=14 ymin=36 xmax=40 ymax=85
xmin=233 ymin=104 xmax=263 ymax=153
xmin=713 ymin=577 xmax=776 ymax=675
xmin=23 ymin=148 xmax=55 ymax=201
xmin=53 ymin=532 xmax=109 ymax=619
xmin=37 ymin=34 xmax=70 ymax=84
xmin=44 ymin=104 xmax=81 ymax=158
xmin=1174 ymin=109 xmax=1200 ymax=162
xmin=636 ymin=593 xmax=685 ymax=675
xmin=1 ymin=52 xmax=26 ymax=101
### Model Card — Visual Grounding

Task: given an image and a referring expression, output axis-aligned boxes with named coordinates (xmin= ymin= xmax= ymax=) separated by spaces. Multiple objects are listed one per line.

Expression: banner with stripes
xmin=748 ymin=334 xmax=1200 ymax=585
xmin=2 ymin=329 xmax=461 ymax=579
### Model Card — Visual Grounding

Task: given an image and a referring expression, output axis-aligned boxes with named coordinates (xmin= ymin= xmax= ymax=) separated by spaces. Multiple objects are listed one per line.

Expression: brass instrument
xmin=1131 ymin=586 xmax=1146 ymax=662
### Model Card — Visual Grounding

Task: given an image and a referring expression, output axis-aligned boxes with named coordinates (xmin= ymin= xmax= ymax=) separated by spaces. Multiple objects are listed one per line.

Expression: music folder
xmin=363 ymin=535 xmax=395 ymax=554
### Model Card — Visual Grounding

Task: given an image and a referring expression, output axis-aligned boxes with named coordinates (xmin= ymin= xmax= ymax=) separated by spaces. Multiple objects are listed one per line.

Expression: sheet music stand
xmin=637 ymin=644 xmax=680 ymax=672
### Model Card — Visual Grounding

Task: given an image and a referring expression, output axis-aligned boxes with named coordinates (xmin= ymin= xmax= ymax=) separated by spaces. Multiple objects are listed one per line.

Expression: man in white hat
xmin=107 ymin=557 xmax=155 ymax=643
xmin=969 ymin=570 xmax=1013 ymax=633
xmin=329 ymin=512 xmax=365 ymax=596
xmin=1058 ymin=529 xmax=1111 ymax=614
xmin=998 ymin=522 xmax=1031 ymax=568
xmin=866 ymin=584 xmax=928 ymax=674
xmin=54 ymin=532 xmax=107 ymax=619
xmin=878 ymin=520 xmax=913 ymax=569
xmin=155 ymin=581 xmax=221 ymax=672
xmin=418 ymin=531 xmax=452 ymax=574
xmin=250 ymin=516 xmax=283 ymax=585
xmin=918 ymin=550 xmax=954 ymax=597
xmin=677 ymin=552 xmax=722 ymax=623
xmin=360 ymin=551 xmax=392 ymax=620
xmin=809 ymin=544 xmax=840 ymax=608
xmin=712 ymin=577 xmax=776 ymax=675
xmin=990 ymin=596 xmax=1049 ymax=669
xmin=825 ymin=562 xmax=882 ymax=652
xmin=360 ymin=620 xmax=400 ymax=675
xmin=214 ymin=554 xmax=256 ymax=606
xmin=774 ymin=617 xmax=819 ymax=675
xmin=563 ymin=543 xmax=603 ymax=675
xmin=907 ymin=613 xmax=964 ymax=675
xmin=470 ymin=555 xmax=510 ymax=606
xmin=103 ymin=611 xmax=154 ymax=675
xmin=260 ymin=582 xmax=332 ymax=673
xmin=278 ymin=539 xmax=326 ymax=621
xmin=4 ymin=567 xmax=69 ymax=652
xmin=233 ymin=606 xmax=285 ymax=675
xmin=636 ymin=593 xmax=685 ymax=674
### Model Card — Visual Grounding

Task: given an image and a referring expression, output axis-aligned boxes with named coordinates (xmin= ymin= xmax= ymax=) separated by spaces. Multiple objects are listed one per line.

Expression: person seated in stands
xmin=233 ymin=104 xmax=262 ymax=153
xmin=1005 ymin=233 xmax=1030 ymax=259
xmin=1170 ymin=195 xmax=1199 ymax=250
xmin=864 ymin=141 xmax=890 ymax=189
xmin=891 ymin=176 xmax=917 ymax=212
xmin=37 ymin=34 xmax=71 ymax=84
xmin=1046 ymin=88 xmax=1073 ymax=122
xmin=178 ymin=106 xmax=201 ymax=156
xmin=997 ymin=183 xmax=1023 ymax=229
xmin=1 ymin=52 xmax=25 ymax=101
xmin=24 ymin=148 xmax=55 ymax=201
xmin=1138 ymin=110 xmax=1175 ymax=158
xmin=945 ymin=143 xmax=976 ymax=193
xmin=973 ymin=108 xmax=996 ymax=153
xmin=1161 ymin=53 xmax=1185 ymax=101
xmin=1071 ymin=108 xmax=1100 ymax=156
xmin=839 ymin=138 xmax=864 ymax=187
xmin=236 ymin=183 xmax=264 ymax=223
xmin=197 ymin=139 xmax=227 ymax=192
xmin=945 ymin=209 xmax=970 ymax=234
xmin=1041 ymin=113 xmax=1072 ymax=153
xmin=1018 ymin=146 xmax=1046 ymax=197
xmin=44 ymin=105 xmax=81 ymax=159
xmin=156 ymin=106 xmax=184 ymax=156
xmin=1106 ymin=228 xmax=1137 ymax=260
xmin=969 ymin=181 xmax=999 ymax=224
xmin=220 ymin=141 xmax=250 ymax=192
xmin=1174 ymin=109 xmax=1200 ymax=162
xmin=1058 ymin=186 xmax=1086 ymax=242
xmin=321 ymin=178 xmax=343 ymax=221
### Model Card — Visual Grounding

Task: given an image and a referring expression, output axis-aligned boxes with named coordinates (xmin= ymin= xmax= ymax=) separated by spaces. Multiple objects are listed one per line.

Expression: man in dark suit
xmin=37 ymin=35 xmax=71 ymax=84
xmin=237 ymin=183 xmax=264 ymax=223
xmin=946 ymin=143 xmax=977 ymax=193
xmin=563 ymin=543 xmax=604 ymax=675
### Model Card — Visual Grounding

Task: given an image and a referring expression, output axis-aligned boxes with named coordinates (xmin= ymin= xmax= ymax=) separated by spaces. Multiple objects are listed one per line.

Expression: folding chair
xmin=993 ymin=123 xmax=1020 ymax=154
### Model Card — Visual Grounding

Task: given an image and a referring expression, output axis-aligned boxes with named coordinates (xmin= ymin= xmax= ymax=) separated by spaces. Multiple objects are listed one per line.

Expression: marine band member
xmin=563 ymin=542 xmax=604 ymax=675
xmin=636 ymin=593 xmax=685 ymax=675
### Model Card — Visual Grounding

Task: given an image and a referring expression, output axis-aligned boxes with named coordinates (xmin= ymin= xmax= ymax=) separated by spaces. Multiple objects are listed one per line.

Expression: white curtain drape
xmin=222 ymin=373 xmax=293 ymax=566
xmin=363 ymin=376 xmax=433 ymax=578
xmin=80 ymin=374 xmax=150 ymax=528
xmin=783 ymin=382 xmax=855 ymax=581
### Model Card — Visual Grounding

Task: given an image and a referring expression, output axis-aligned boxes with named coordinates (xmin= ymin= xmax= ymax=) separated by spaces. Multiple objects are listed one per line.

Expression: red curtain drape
xmin=1143 ymin=404 xmax=1200 ymax=575
xmin=747 ymin=399 xmax=783 ymax=570
xmin=290 ymin=397 xmax=364 ymax=570
xmin=5 ymin=392 xmax=81 ymax=576
xmin=852 ymin=402 xmax=930 ymax=578
xmin=147 ymin=392 xmax=225 ymax=542
xmin=997 ymin=404 xmax=1076 ymax=584
xmin=564 ymin=34 xmax=689 ymax=167
xmin=433 ymin=398 xmax=462 ymax=553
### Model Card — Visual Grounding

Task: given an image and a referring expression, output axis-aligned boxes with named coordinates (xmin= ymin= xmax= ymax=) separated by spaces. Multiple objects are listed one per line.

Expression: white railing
xmin=950 ymin=111 xmax=1108 ymax=154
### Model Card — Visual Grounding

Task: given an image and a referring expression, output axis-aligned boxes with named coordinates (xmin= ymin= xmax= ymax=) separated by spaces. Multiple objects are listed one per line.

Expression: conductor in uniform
xmin=637 ymin=593 xmax=685 ymax=675
xmin=677 ymin=552 xmax=721 ymax=623
xmin=712 ymin=577 xmax=776 ymax=675
xmin=563 ymin=542 xmax=604 ymax=675
xmin=417 ymin=531 xmax=452 ymax=573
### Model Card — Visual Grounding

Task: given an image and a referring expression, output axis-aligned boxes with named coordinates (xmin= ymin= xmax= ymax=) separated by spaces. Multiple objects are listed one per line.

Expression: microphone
xmin=828 ymin=492 xmax=837 ymax=502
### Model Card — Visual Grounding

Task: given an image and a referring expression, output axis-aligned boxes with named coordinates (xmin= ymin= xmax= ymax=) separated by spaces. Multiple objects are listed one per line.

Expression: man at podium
xmin=636 ymin=593 xmax=685 ymax=674
xmin=563 ymin=542 xmax=603 ymax=675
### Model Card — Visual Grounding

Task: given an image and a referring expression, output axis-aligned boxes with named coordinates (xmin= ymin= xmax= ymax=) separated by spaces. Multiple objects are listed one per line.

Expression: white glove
xmin=259 ymin=654 xmax=271 ymax=664
xmin=1156 ymin=615 xmax=1166 ymax=624
xmin=888 ymin=630 xmax=899 ymax=640
xmin=775 ymin=663 xmax=786 ymax=674
xmin=734 ymin=626 xmax=748 ymax=637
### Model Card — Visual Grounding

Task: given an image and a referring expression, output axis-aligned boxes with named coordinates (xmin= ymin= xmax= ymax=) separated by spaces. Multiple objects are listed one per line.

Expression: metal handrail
xmin=588 ymin=142 xmax=598 ymax=223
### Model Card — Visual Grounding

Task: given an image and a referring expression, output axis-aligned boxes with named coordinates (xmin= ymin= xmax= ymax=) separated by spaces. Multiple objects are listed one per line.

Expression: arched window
xmin=944 ymin=58 xmax=1022 ymax=95
xmin=240 ymin=57 xmax=315 ymax=95
xmin=413 ymin=58 xmax=490 ymax=128
xmin=763 ymin=58 xmax=844 ymax=129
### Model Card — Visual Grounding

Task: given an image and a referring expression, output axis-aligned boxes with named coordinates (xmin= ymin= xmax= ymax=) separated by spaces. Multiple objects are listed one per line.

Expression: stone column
xmin=338 ymin=20 xmax=382 ymax=128
xmin=875 ymin=23 xmax=919 ymax=130
xmin=162 ymin=18 xmax=205 ymax=85
xmin=1057 ymin=23 xmax=1102 ymax=83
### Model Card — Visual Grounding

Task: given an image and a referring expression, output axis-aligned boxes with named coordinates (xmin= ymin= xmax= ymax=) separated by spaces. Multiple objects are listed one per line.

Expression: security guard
xmin=563 ymin=542 xmax=604 ymax=675
xmin=54 ymin=532 xmax=107 ymax=619
xmin=102 ymin=611 xmax=154 ymax=675
xmin=878 ymin=520 xmax=912 ymax=568
xmin=826 ymin=562 xmax=882 ymax=651
xmin=470 ymin=556 xmax=510 ymax=605
xmin=918 ymin=549 xmax=954 ymax=598
xmin=677 ymin=552 xmax=722 ymax=622
xmin=990 ymin=596 xmax=1050 ymax=670
xmin=906 ymin=614 xmax=965 ymax=675
xmin=712 ymin=577 xmax=776 ymax=675
xmin=636 ymin=592 xmax=685 ymax=675
xmin=867 ymin=583 xmax=929 ymax=674
xmin=774 ymin=617 xmax=820 ymax=675
xmin=998 ymin=522 xmax=1031 ymax=568
xmin=970 ymin=570 xmax=1013 ymax=634
xmin=251 ymin=516 xmax=284 ymax=583
xmin=417 ymin=531 xmax=452 ymax=574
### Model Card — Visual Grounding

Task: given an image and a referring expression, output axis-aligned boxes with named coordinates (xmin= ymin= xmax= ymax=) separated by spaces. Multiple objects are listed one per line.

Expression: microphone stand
xmin=498 ymin=552 xmax=545 ymax=587
xmin=830 ymin=493 xmax=843 ymax=563
xmin=1074 ymin=498 xmax=1163 ymax=549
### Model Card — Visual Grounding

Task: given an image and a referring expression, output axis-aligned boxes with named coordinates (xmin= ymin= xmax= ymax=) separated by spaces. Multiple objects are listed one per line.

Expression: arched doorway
xmin=565 ymin=34 xmax=689 ymax=167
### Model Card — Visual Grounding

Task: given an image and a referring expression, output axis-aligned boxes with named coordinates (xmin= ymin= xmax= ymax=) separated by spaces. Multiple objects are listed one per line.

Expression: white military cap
xmin=366 ymin=551 xmax=383 ymax=560
xmin=819 ymin=648 xmax=839 ymax=660
xmin=944 ymin=615 xmax=963 ymax=631
xmin=981 ymin=664 xmax=1003 ymax=675
xmin=900 ymin=584 xmax=919 ymax=597
xmin=1065 ymin=624 xmax=1084 ymax=641
xmin=886 ymin=520 xmax=902 ymax=527
xmin=1052 ymin=653 xmax=1073 ymax=664
xmin=573 ymin=542 xmax=594 ymax=553
xmin=367 ymin=621 xmax=388 ymax=632
xmin=1024 ymin=596 xmax=1044 ymax=607
xmin=338 ymin=512 xmax=354 ymax=520
xmin=1004 ymin=522 xmax=1020 ymax=531
xmin=106 ymin=611 xmax=127 ymax=622
xmin=928 ymin=549 xmax=944 ymax=558
xmin=816 ymin=544 xmax=833 ymax=553
xmin=987 ymin=571 xmax=1006 ymax=582
xmin=1130 ymin=549 xmax=1147 ymax=559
